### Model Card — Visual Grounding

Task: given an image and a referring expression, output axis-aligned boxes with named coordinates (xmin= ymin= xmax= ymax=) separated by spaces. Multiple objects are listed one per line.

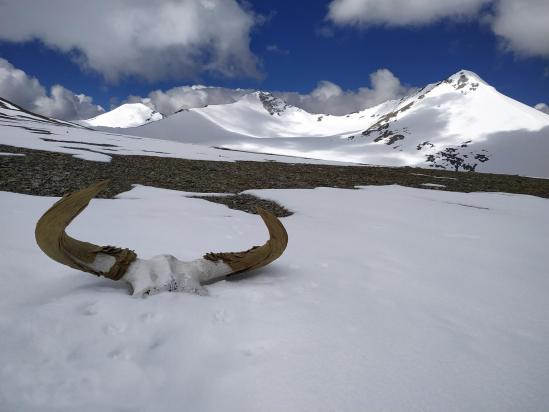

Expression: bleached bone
xmin=35 ymin=181 xmax=288 ymax=296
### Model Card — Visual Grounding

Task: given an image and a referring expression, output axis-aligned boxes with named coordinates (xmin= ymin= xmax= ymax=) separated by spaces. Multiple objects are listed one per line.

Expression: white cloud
xmin=327 ymin=0 xmax=549 ymax=58
xmin=0 ymin=0 xmax=260 ymax=82
xmin=127 ymin=85 xmax=253 ymax=115
xmin=121 ymin=69 xmax=410 ymax=116
xmin=275 ymin=69 xmax=412 ymax=115
xmin=0 ymin=58 xmax=104 ymax=120
xmin=266 ymin=44 xmax=290 ymax=55
xmin=490 ymin=0 xmax=549 ymax=58
xmin=535 ymin=103 xmax=549 ymax=114
xmin=327 ymin=0 xmax=489 ymax=26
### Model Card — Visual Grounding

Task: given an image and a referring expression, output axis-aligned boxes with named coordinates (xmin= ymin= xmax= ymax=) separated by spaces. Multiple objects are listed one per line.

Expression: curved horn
xmin=35 ymin=180 xmax=137 ymax=280
xmin=35 ymin=181 xmax=288 ymax=285
xmin=203 ymin=207 xmax=288 ymax=276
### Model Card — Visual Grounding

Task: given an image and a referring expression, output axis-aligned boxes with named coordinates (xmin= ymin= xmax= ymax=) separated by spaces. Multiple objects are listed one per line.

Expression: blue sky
xmin=0 ymin=0 xmax=547 ymax=119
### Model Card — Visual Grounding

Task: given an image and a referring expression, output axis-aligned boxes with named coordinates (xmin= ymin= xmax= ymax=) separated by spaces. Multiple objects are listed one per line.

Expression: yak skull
xmin=35 ymin=181 xmax=288 ymax=296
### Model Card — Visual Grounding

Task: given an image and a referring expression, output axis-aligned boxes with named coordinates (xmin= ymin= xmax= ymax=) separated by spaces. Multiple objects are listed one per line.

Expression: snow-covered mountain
xmin=355 ymin=70 xmax=549 ymax=174
xmin=98 ymin=70 xmax=548 ymax=177
xmin=3 ymin=69 xmax=549 ymax=176
xmin=0 ymin=96 xmax=342 ymax=165
xmin=175 ymin=91 xmax=400 ymax=138
xmin=82 ymin=103 xmax=163 ymax=128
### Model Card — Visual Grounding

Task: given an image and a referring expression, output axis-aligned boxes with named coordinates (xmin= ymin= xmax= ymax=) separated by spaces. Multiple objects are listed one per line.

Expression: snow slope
xmin=0 ymin=96 xmax=89 ymax=129
xmin=118 ymin=70 xmax=549 ymax=176
xmin=1 ymin=185 xmax=548 ymax=411
xmin=82 ymin=103 xmax=163 ymax=128
xmin=0 ymin=96 xmax=347 ymax=165
xmin=358 ymin=70 xmax=549 ymax=175
xmin=125 ymin=91 xmax=399 ymax=140
xmin=186 ymin=91 xmax=399 ymax=138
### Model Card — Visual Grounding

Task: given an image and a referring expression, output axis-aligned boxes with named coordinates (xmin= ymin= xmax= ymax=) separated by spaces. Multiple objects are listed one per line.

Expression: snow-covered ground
xmin=1 ymin=185 xmax=548 ymax=411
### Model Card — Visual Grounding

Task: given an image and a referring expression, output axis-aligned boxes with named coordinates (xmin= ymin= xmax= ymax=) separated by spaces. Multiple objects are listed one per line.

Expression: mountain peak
xmin=257 ymin=92 xmax=291 ymax=116
xmin=446 ymin=69 xmax=487 ymax=86
xmin=238 ymin=91 xmax=292 ymax=116
xmin=83 ymin=102 xmax=163 ymax=128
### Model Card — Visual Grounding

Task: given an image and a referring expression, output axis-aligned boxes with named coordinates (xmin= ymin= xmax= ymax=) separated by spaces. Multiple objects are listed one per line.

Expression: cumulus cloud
xmin=328 ymin=0 xmax=489 ymax=26
xmin=0 ymin=0 xmax=260 ymax=82
xmin=122 ymin=69 xmax=410 ymax=116
xmin=490 ymin=0 xmax=549 ymax=58
xmin=274 ymin=69 xmax=412 ymax=115
xmin=327 ymin=0 xmax=549 ymax=58
xmin=0 ymin=58 xmax=104 ymax=120
xmin=535 ymin=103 xmax=549 ymax=114
xmin=127 ymin=85 xmax=253 ymax=115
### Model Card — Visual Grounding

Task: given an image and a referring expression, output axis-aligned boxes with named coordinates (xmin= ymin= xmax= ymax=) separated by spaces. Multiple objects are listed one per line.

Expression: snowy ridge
xmin=0 ymin=95 xmax=347 ymax=165
xmin=0 ymin=96 xmax=89 ymax=130
xmin=187 ymin=90 xmax=399 ymax=139
xmin=82 ymin=103 xmax=163 ymax=128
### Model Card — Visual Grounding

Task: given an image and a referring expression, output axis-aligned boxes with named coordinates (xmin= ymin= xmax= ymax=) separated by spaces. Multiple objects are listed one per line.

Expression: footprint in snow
xmin=80 ymin=302 xmax=100 ymax=316
xmin=104 ymin=323 xmax=127 ymax=336
xmin=213 ymin=309 xmax=234 ymax=323
xmin=140 ymin=312 xmax=163 ymax=323
xmin=108 ymin=348 xmax=132 ymax=360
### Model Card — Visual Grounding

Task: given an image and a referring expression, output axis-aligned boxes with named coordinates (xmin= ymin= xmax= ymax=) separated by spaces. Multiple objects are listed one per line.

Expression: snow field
xmin=0 ymin=185 xmax=548 ymax=411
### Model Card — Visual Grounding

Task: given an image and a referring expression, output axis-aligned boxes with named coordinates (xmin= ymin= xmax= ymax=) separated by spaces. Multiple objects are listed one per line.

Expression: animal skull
xmin=35 ymin=181 xmax=288 ymax=296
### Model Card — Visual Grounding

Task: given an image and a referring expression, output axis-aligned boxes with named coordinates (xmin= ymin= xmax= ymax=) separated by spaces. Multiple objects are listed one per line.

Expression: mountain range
xmin=2 ymin=70 xmax=549 ymax=177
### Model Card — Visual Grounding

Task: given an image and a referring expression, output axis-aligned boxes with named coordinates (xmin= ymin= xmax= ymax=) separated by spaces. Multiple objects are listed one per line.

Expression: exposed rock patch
xmin=2 ymin=145 xmax=549 ymax=218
